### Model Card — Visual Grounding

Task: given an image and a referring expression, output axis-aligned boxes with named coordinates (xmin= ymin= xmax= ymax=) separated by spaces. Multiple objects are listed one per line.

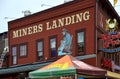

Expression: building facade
xmin=0 ymin=32 xmax=9 ymax=68
xmin=0 ymin=0 xmax=120 ymax=79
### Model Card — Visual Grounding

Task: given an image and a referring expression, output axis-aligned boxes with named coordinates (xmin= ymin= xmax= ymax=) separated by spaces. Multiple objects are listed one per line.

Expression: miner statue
xmin=58 ymin=28 xmax=72 ymax=55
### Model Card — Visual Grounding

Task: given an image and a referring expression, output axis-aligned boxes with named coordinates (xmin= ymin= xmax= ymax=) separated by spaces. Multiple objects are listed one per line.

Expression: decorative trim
xmin=76 ymin=54 xmax=96 ymax=60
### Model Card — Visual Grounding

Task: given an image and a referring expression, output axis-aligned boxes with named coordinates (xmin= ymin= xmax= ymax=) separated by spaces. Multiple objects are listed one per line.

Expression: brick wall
xmin=8 ymin=0 xmax=96 ymax=66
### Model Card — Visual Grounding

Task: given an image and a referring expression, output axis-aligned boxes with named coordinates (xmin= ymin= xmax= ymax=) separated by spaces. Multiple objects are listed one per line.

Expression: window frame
xmin=19 ymin=43 xmax=27 ymax=58
xmin=11 ymin=45 xmax=18 ymax=65
xmin=76 ymin=29 xmax=86 ymax=56
xmin=49 ymin=35 xmax=57 ymax=58
xmin=36 ymin=39 xmax=44 ymax=61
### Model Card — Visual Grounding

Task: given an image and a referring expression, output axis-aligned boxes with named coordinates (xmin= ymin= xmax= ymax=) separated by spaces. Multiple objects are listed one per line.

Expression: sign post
xmin=100 ymin=18 xmax=120 ymax=71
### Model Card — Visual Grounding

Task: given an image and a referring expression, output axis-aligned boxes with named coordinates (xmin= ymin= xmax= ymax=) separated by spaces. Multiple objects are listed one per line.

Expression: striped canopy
xmin=29 ymin=55 xmax=106 ymax=78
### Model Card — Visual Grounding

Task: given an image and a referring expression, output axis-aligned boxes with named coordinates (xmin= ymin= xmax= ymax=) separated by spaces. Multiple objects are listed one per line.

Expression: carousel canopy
xmin=29 ymin=55 xmax=106 ymax=78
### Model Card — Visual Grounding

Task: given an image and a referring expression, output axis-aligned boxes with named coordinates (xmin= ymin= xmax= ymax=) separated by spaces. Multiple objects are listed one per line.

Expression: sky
xmin=0 ymin=0 xmax=120 ymax=33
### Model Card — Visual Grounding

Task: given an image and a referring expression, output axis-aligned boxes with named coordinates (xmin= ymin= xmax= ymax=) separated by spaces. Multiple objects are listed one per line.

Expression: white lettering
xmin=33 ymin=25 xmax=38 ymax=33
xmin=83 ymin=11 xmax=90 ymax=21
xmin=76 ymin=13 xmax=83 ymax=23
xmin=12 ymin=11 xmax=90 ymax=38
xmin=46 ymin=22 xmax=51 ymax=30
xmin=22 ymin=28 xmax=27 ymax=36
xmin=38 ymin=24 xmax=43 ymax=32
xmin=13 ymin=30 xmax=19 ymax=38
xmin=58 ymin=18 xmax=64 ymax=27
xmin=52 ymin=20 xmax=58 ymax=29
xmin=28 ymin=27 xmax=33 ymax=35
xmin=71 ymin=15 xmax=76 ymax=24
xmin=65 ymin=16 xmax=71 ymax=25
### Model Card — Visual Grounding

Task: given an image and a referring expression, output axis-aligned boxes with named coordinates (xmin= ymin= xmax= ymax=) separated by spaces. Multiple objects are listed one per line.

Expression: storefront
xmin=0 ymin=0 xmax=120 ymax=79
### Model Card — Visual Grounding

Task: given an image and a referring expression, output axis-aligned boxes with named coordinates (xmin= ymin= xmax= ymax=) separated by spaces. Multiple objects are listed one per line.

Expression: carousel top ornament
xmin=105 ymin=18 xmax=118 ymax=32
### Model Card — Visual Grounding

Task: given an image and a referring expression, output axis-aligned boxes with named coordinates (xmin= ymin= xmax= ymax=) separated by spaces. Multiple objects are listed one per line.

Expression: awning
xmin=107 ymin=71 xmax=120 ymax=79
xmin=0 ymin=54 xmax=96 ymax=75
xmin=29 ymin=55 xmax=106 ymax=78
xmin=0 ymin=61 xmax=53 ymax=75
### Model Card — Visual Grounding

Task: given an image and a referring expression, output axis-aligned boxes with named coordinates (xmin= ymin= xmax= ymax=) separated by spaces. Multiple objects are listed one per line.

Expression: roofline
xmin=8 ymin=0 xmax=84 ymax=23
xmin=0 ymin=60 xmax=55 ymax=75
xmin=100 ymin=0 xmax=120 ymax=23
xmin=0 ymin=31 xmax=8 ymax=36
xmin=9 ymin=0 xmax=120 ymax=24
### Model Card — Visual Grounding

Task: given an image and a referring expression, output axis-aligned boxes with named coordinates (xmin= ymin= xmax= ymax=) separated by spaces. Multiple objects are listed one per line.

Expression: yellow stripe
xmin=107 ymin=71 xmax=120 ymax=78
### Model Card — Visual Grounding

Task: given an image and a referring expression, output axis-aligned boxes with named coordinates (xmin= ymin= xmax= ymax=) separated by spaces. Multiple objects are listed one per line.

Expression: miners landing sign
xmin=12 ymin=11 xmax=90 ymax=38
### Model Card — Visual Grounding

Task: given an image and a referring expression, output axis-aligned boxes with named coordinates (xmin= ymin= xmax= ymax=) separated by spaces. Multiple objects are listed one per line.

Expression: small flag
xmin=114 ymin=0 xmax=118 ymax=7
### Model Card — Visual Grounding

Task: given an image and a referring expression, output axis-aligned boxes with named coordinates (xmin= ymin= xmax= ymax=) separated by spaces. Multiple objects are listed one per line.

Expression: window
xmin=50 ymin=37 xmax=57 ymax=57
xmin=12 ymin=46 xmax=17 ymax=64
xmin=20 ymin=44 xmax=27 ymax=57
xmin=76 ymin=30 xmax=85 ymax=55
xmin=37 ymin=40 xmax=43 ymax=60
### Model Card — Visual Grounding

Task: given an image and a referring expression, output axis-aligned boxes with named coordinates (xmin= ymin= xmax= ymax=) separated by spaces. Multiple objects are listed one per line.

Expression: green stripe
xmin=29 ymin=68 xmax=76 ymax=78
